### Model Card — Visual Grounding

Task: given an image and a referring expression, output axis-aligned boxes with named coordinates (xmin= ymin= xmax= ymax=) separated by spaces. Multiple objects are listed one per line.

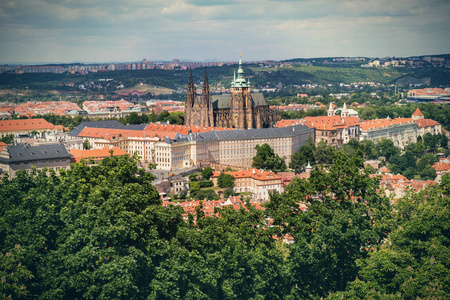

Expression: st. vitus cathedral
xmin=184 ymin=55 xmax=279 ymax=129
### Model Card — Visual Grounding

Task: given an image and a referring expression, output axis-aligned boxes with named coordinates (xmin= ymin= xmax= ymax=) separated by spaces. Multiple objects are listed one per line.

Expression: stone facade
xmin=184 ymin=56 xmax=279 ymax=129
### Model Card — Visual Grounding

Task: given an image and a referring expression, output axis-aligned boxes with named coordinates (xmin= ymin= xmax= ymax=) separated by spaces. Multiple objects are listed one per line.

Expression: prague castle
xmin=184 ymin=55 xmax=279 ymax=129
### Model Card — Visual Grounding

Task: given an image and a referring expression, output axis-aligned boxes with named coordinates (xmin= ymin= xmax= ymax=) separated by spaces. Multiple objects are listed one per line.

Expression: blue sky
xmin=1 ymin=0 xmax=449 ymax=64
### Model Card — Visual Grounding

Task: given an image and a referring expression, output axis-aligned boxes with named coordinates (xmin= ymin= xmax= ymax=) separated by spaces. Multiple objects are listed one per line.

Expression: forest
xmin=1 ymin=153 xmax=448 ymax=299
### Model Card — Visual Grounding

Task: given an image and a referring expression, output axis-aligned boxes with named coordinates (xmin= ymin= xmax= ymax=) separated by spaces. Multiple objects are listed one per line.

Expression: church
xmin=184 ymin=56 xmax=279 ymax=129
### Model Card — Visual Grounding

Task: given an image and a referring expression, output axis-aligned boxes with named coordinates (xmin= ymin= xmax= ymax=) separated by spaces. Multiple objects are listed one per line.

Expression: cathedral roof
xmin=210 ymin=93 xmax=268 ymax=110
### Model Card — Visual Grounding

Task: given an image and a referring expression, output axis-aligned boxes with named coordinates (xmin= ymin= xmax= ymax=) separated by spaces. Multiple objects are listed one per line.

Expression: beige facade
xmin=211 ymin=169 xmax=283 ymax=202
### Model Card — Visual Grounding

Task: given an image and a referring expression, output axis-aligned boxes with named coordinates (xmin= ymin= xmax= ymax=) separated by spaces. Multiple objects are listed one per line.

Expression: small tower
xmin=327 ymin=102 xmax=334 ymax=116
xmin=305 ymin=161 xmax=313 ymax=173
xmin=341 ymin=102 xmax=349 ymax=118
xmin=412 ymin=107 xmax=424 ymax=120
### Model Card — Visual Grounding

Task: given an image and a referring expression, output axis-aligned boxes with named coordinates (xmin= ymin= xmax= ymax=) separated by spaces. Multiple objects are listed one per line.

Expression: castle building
xmin=184 ymin=55 xmax=279 ymax=129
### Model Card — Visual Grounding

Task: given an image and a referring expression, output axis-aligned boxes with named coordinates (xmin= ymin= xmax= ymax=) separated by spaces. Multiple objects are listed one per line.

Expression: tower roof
xmin=231 ymin=53 xmax=249 ymax=88
xmin=412 ymin=107 xmax=424 ymax=116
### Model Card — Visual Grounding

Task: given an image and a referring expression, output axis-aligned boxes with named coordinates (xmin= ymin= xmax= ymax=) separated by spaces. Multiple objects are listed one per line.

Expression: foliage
xmin=266 ymin=152 xmax=392 ymax=298
xmin=0 ymin=134 xmax=14 ymax=144
xmin=330 ymin=184 xmax=450 ymax=299
xmin=191 ymin=188 xmax=219 ymax=201
xmin=201 ymin=167 xmax=213 ymax=180
xmin=289 ymin=136 xmax=315 ymax=173
xmin=223 ymin=187 xmax=236 ymax=198
xmin=252 ymin=143 xmax=287 ymax=171
xmin=0 ymin=245 xmax=34 ymax=299
xmin=198 ymin=180 xmax=214 ymax=188
xmin=82 ymin=138 xmax=91 ymax=150
xmin=217 ymin=173 xmax=235 ymax=188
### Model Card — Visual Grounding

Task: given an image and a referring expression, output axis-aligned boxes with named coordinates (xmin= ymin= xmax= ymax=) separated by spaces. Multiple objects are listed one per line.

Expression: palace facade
xmin=184 ymin=56 xmax=279 ymax=129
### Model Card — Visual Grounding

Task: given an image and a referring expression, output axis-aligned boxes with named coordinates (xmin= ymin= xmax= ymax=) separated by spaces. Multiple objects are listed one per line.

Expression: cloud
xmin=0 ymin=0 xmax=449 ymax=63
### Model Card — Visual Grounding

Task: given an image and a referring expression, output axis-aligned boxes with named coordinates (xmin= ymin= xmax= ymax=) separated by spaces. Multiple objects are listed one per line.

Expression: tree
xmin=201 ymin=167 xmax=213 ymax=180
xmin=267 ymin=152 xmax=392 ymax=298
xmin=330 ymin=184 xmax=450 ymax=299
xmin=217 ymin=172 xmax=235 ymax=188
xmin=314 ymin=141 xmax=334 ymax=164
xmin=0 ymin=134 xmax=13 ymax=144
xmin=289 ymin=139 xmax=315 ymax=174
xmin=376 ymin=138 xmax=400 ymax=161
xmin=83 ymin=138 xmax=91 ymax=150
xmin=252 ymin=143 xmax=287 ymax=171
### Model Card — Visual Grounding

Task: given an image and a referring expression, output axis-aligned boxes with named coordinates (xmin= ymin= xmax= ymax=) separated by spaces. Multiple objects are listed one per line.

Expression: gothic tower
xmin=230 ymin=54 xmax=253 ymax=129
xmin=184 ymin=69 xmax=196 ymax=126
xmin=200 ymin=68 xmax=214 ymax=126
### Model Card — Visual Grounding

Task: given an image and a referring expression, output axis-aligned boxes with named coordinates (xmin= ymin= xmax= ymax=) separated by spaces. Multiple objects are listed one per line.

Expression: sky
xmin=0 ymin=0 xmax=449 ymax=64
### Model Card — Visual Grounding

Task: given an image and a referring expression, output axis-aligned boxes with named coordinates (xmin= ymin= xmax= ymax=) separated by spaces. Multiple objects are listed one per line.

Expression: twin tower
xmin=184 ymin=55 xmax=279 ymax=129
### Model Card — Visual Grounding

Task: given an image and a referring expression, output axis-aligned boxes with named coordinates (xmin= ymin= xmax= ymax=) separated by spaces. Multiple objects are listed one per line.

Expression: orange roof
xmin=0 ymin=118 xmax=57 ymax=132
xmin=432 ymin=160 xmax=450 ymax=172
xmin=359 ymin=118 xmax=415 ymax=131
xmin=212 ymin=168 xmax=281 ymax=181
xmin=412 ymin=107 xmax=424 ymax=116
xmin=70 ymin=146 xmax=127 ymax=163
xmin=144 ymin=123 xmax=232 ymax=134
xmin=414 ymin=119 xmax=440 ymax=128
xmin=275 ymin=116 xmax=360 ymax=131
xmin=0 ymin=142 xmax=6 ymax=152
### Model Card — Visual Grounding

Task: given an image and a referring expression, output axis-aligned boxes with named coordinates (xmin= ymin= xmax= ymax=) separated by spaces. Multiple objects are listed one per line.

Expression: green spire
xmin=232 ymin=53 xmax=248 ymax=88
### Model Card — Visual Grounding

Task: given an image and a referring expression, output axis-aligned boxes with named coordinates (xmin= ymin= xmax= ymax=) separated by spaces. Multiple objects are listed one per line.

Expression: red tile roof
xmin=0 ymin=118 xmax=58 ymax=132
xmin=412 ymin=107 xmax=424 ymax=116
xmin=144 ymin=123 xmax=232 ymax=134
xmin=275 ymin=116 xmax=360 ymax=131
xmin=70 ymin=146 xmax=127 ymax=163
xmin=414 ymin=119 xmax=440 ymax=128
xmin=359 ymin=118 xmax=415 ymax=131
xmin=211 ymin=168 xmax=281 ymax=181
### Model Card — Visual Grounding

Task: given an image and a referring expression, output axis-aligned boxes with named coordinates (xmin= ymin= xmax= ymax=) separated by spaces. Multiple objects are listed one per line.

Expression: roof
xmin=0 ymin=142 xmax=6 ymax=152
xmin=211 ymin=93 xmax=268 ymax=110
xmin=70 ymin=146 xmax=127 ymax=163
xmin=144 ymin=123 xmax=232 ymax=135
xmin=359 ymin=118 xmax=416 ymax=131
xmin=69 ymin=120 xmax=147 ymax=136
xmin=0 ymin=118 xmax=57 ymax=132
xmin=0 ymin=143 xmax=71 ymax=163
xmin=194 ymin=123 xmax=313 ymax=143
xmin=412 ymin=107 xmax=424 ymax=116
xmin=211 ymin=168 xmax=281 ymax=181
xmin=275 ymin=116 xmax=360 ymax=131
xmin=414 ymin=119 xmax=440 ymax=128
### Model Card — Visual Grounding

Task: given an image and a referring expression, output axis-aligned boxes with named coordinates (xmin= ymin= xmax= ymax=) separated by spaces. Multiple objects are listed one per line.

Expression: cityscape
xmin=1 ymin=0 xmax=449 ymax=299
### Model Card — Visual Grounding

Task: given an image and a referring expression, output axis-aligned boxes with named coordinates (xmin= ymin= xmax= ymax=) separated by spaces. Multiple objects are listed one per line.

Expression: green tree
xmin=267 ymin=152 xmax=392 ymax=298
xmin=201 ymin=167 xmax=213 ymax=180
xmin=289 ymin=138 xmax=315 ymax=174
xmin=252 ymin=143 xmax=287 ymax=171
xmin=376 ymin=138 xmax=400 ymax=161
xmin=330 ymin=185 xmax=450 ymax=299
xmin=314 ymin=141 xmax=334 ymax=164
xmin=83 ymin=138 xmax=91 ymax=150
xmin=217 ymin=173 xmax=235 ymax=188
xmin=0 ymin=134 xmax=14 ymax=144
